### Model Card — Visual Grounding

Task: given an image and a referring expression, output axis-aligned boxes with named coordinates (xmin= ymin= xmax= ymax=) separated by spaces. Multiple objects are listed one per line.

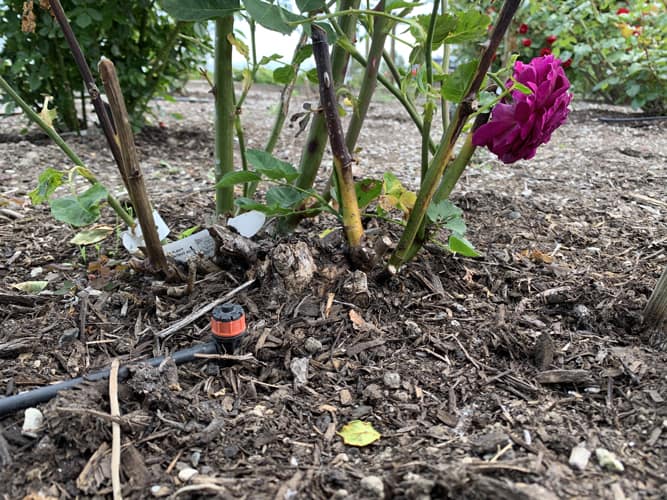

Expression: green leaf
xmin=30 ymin=167 xmax=64 ymax=205
xmin=69 ymin=225 xmax=114 ymax=245
xmin=355 ymin=178 xmax=383 ymax=210
xmin=296 ymin=0 xmax=325 ymax=12
xmin=445 ymin=11 xmax=490 ymax=44
xmin=448 ymin=233 xmax=479 ymax=257
xmin=337 ymin=420 xmax=381 ymax=447
xmin=246 ymin=149 xmax=299 ymax=181
xmin=217 ymin=170 xmax=262 ymax=187
xmin=265 ymin=186 xmax=307 ymax=208
xmin=427 ymin=199 xmax=462 ymax=223
xmin=306 ymin=68 xmax=319 ymax=84
xmin=243 ymin=0 xmax=304 ymax=35
xmin=440 ymin=59 xmax=477 ymax=103
xmin=259 ymin=53 xmax=283 ymax=65
xmin=12 ymin=281 xmax=49 ymax=294
xmin=273 ymin=65 xmax=295 ymax=84
xmin=511 ymin=80 xmax=532 ymax=95
xmin=235 ymin=197 xmax=293 ymax=216
xmin=159 ymin=0 xmax=240 ymax=20
xmin=75 ymin=12 xmax=92 ymax=28
xmin=50 ymin=183 xmax=108 ymax=227
xmin=293 ymin=44 xmax=313 ymax=65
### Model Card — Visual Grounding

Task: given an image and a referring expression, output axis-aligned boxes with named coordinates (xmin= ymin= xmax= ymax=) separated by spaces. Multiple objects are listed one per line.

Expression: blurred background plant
xmin=507 ymin=0 xmax=665 ymax=113
xmin=0 ymin=0 xmax=210 ymax=131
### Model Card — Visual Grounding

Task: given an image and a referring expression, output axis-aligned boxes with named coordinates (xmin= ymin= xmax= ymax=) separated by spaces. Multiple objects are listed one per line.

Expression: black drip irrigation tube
xmin=598 ymin=115 xmax=667 ymax=123
xmin=0 ymin=341 xmax=219 ymax=417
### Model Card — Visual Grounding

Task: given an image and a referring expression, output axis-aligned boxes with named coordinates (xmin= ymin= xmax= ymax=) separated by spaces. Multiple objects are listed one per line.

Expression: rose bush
xmin=515 ymin=0 xmax=666 ymax=113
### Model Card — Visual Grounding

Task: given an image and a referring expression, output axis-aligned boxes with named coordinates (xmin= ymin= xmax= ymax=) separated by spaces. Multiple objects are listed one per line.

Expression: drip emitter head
xmin=211 ymin=303 xmax=246 ymax=353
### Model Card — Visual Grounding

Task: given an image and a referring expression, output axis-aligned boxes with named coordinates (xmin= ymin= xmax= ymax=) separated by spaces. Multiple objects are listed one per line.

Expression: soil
xmin=0 ymin=83 xmax=666 ymax=499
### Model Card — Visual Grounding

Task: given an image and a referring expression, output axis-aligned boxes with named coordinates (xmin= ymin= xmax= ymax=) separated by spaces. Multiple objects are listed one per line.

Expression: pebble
xmin=150 ymin=485 xmax=171 ymax=497
xmin=383 ymin=372 xmax=401 ymax=389
xmin=363 ymin=383 xmax=383 ymax=401
xmin=339 ymin=389 xmax=353 ymax=406
xmin=332 ymin=489 xmax=349 ymax=499
xmin=190 ymin=451 xmax=201 ymax=467
xmin=304 ymin=337 xmax=323 ymax=354
xmin=596 ymin=448 xmax=624 ymax=472
xmin=404 ymin=320 xmax=422 ymax=336
xmin=178 ymin=467 xmax=199 ymax=482
xmin=290 ymin=357 xmax=309 ymax=385
xmin=21 ymin=408 xmax=44 ymax=438
xmin=569 ymin=444 xmax=591 ymax=471
xmin=360 ymin=475 xmax=384 ymax=498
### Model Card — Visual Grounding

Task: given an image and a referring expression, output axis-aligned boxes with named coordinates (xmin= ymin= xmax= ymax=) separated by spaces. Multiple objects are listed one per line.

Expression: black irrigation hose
xmin=598 ymin=115 xmax=667 ymax=123
xmin=0 ymin=341 xmax=219 ymax=417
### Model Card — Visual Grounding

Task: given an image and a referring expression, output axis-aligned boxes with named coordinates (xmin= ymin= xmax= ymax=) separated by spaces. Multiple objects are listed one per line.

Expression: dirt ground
xmin=0 ymin=83 xmax=666 ymax=499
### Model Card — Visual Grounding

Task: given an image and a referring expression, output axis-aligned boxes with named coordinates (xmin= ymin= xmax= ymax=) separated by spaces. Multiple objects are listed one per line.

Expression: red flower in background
xmin=519 ymin=23 xmax=529 ymax=34
xmin=522 ymin=38 xmax=532 ymax=47
xmin=616 ymin=7 xmax=630 ymax=14
xmin=546 ymin=35 xmax=557 ymax=45
xmin=540 ymin=47 xmax=552 ymax=56
xmin=563 ymin=58 xmax=573 ymax=69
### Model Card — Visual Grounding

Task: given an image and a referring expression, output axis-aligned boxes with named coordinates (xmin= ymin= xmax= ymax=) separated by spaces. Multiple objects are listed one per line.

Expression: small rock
xmin=290 ymin=357 xmax=309 ymax=385
xmin=304 ymin=337 xmax=323 ymax=354
xmin=507 ymin=211 xmax=521 ymax=220
xmin=362 ymin=383 xmax=383 ymax=402
xmin=360 ymin=475 xmax=384 ymax=498
xmin=393 ymin=391 xmax=409 ymax=402
xmin=450 ymin=319 xmax=461 ymax=329
xmin=339 ymin=389 xmax=353 ymax=406
xmin=471 ymin=429 xmax=510 ymax=455
xmin=569 ymin=444 xmax=591 ymax=471
xmin=223 ymin=445 xmax=239 ymax=459
xmin=177 ymin=467 xmax=199 ymax=482
xmin=22 ymin=408 xmax=44 ymax=438
xmin=572 ymin=304 xmax=591 ymax=324
xmin=596 ymin=448 xmax=624 ymax=472
xmin=383 ymin=372 xmax=401 ymax=389
xmin=150 ymin=485 xmax=171 ymax=497
xmin=404 ymin=320 xmax=422 ymax=336
xmin=190 ymin=451 xmax=201 ymax=467
xmin=403 ymin=472 xmax=435 ymax=495
xmin=343 ymin=270 xmax=368 ymax=295
xmin=332 ymin=489 xmax=349 ymax=499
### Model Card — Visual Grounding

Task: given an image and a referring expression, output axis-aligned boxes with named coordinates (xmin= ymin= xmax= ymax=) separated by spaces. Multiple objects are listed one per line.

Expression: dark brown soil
xmin=0 ymin=84 xmax=666 ymax=499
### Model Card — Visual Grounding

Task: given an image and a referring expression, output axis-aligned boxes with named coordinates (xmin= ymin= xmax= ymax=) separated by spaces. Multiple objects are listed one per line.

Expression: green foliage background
xmin=0 ymin=0 xmax=210 ymax=130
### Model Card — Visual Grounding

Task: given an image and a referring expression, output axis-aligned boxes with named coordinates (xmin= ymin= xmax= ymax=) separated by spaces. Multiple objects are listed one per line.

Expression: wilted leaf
xmin=30 ymin=167 xmax=64 ymax=205
xmin=12 ymin=281 xmax=49 ymax=294
xmin=39 ymin=96 xmax=57 ymax=129
xmin=520 ymin=249 xmax=554 ymax=264
xmin=337 ymin=420 xmax=381 ymax=447
xmin=227 ymin=33 xmax=249 ymax=59
xmin=69 ymin=225 xmax=114 ymax=245
xmin=355 ymin=178 xmax=382 ymax=210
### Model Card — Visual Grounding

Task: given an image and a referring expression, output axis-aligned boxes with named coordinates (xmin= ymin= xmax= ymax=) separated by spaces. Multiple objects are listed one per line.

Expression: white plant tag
xmin=227 ymin=210 xmax=266 ymax=237
xmin=162 ymin=230 xmax=217 ymax=263
xmin=121 ymin=210 xmax=170 ymax=255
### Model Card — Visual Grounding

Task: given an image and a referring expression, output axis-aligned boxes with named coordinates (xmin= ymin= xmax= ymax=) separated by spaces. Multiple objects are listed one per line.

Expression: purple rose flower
xmin=473 ymin=55 xmax=572 ymax=164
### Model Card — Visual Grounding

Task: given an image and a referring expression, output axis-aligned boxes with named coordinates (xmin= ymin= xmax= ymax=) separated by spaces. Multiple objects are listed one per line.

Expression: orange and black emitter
xmin=211 ymin=303 xmax=246 ymax=353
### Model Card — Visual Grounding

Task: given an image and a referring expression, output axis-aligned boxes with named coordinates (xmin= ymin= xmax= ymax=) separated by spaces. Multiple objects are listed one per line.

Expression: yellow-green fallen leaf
xmin=69 ymin=225 xmax=114 ymax=245
xmin=337 ymin=420 xmax=381 ymax=447
xmin=39 ymin=96 xmax=57 ymax=130
xmin=12 ymin=281 xmax=49 ymax=294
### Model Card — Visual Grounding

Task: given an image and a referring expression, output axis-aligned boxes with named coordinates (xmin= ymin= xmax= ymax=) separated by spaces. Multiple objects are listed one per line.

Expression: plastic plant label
xmin=337 ymin=420 xmax=381 ymax=447
xmin=121 ymin=210 xmax=170 ymax=255
xmin=227 ymin=210 xmax=266 ymax=237
xmin=162 ymin=230 xmax=216 ymax=263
